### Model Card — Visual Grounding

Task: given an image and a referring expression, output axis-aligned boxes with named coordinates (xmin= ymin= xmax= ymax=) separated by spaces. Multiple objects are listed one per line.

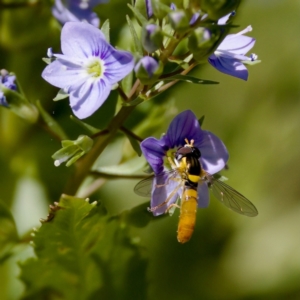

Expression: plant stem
xmin=120 ymin=125 xmax=143 ymax=142
xmin=64 ymin=105 xmax=136 ymax=195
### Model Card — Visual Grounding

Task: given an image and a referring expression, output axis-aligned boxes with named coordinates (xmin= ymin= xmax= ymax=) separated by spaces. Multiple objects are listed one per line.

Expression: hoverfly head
xmin=175 ymin=139 xmax=201 ymax=160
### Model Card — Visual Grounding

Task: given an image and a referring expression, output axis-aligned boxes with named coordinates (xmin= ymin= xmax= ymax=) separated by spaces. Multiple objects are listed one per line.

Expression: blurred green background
xmin=1 ymin=0 xmax=300 ymax=299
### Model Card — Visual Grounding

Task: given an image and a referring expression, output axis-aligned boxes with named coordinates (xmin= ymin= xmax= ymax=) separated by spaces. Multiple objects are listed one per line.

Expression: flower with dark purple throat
xmin=139 ymin=110 xmax=229 ymax=215
xmin=42 ymin=22 xmax=134 ymax=119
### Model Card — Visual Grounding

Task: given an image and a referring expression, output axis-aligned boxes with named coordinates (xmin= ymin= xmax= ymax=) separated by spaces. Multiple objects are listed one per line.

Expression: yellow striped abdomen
xmin=177 ymin=188 xmax=198 ymax=244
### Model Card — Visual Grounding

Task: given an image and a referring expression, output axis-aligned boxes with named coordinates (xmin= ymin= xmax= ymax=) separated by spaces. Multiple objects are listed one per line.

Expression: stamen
xmin=236 ymin=25 xmax=252 ymax=36
xmin=250 ymin=53 xmax=258 ymax=61
xmin=184 ymin=138 xmax=195 ymax=147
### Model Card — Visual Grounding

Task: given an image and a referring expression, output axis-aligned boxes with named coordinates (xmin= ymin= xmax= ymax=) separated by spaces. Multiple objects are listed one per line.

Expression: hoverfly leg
xmin=165 ymin=203 xmax=180 ymax=213
xmin=168 ymin=156 xmax=178 ymax=169
xmin=148 ymin=180 xmax=183 ymax=213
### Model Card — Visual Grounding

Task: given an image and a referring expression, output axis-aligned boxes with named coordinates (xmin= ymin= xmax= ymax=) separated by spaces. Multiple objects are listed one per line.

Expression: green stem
xmin=160 ymin=36 xmax=181 ymax=64
xmin=64 ymin=105 xmax=136 ymax=195
xmin=120 ymin=125 xmax=143 ymax=142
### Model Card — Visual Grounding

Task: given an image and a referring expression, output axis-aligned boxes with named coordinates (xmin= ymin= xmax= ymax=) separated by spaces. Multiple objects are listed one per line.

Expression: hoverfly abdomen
xmin=177 ymin=187 xmax=198 ymax=243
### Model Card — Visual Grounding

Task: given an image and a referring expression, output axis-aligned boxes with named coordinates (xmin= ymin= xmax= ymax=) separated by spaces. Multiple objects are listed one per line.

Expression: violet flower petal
xmin=208 ymin=54 xmax=248 ymax=80
xmin=151 ymin=173 xmax=181 ymax=216
xmin=219 ymin=34 xmax=256 ymax=56
xmin=141 ymin=137 xmax=166 ymax=174
xmin=145 ymin=0 xmax=153 ymax=19
xmin=194 ymin=130 xmax=229 ymax=174
xmin=61 ymin=22 xmax=107 ymax=59
xmin=70 ymin=78 xmax=110 ymax=118
xmin=164 ymin=110 xmax=200 ymax=148
xmin=197 ymin=182 xmax=210 ymax=208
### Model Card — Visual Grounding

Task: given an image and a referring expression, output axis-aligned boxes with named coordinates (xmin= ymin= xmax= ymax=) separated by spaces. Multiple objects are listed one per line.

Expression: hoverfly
xmin=134 ymin=139 xmax=258 ymax=243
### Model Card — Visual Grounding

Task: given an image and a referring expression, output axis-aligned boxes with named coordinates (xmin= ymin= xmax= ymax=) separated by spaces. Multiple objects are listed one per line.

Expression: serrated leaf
xmin=163 ymin=74 xmax=219 ymax=84
xmin=36 ymin=100 xmax=68 ymax=140
xmin=101 ymin=19 xmax=110 ymax=43
xmin=53 ymin=88 xmax=69 ymax=101
xmin=0 ymin=200 xmax=19 ymax=261
xmin=126 ymin=15 xmax=143 ymax=56
xmin=127 ymin=3 xmax=147 ymax=26
xmin=20 ymin=195 xmax=147 ymax=299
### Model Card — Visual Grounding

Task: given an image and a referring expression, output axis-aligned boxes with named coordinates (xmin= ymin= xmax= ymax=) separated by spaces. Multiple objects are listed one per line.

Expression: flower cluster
xmin=0 ymin=69 xmax=16 ymax=107
xmin=40 ymin=0 xmax=260 ymax=120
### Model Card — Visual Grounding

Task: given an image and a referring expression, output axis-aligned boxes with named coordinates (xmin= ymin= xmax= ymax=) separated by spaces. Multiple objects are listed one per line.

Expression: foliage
xmin=1 ymin=0 xmax=300 ymax=299
xmin=20 ymin=195 xmax=147 ymax=300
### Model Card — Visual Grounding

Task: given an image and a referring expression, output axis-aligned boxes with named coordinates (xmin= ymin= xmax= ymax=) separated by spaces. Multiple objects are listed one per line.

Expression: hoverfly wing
xmin=134 ymin=175 xmax=154 ymax=197
xmin=207 ymin=175 xmax=258 ymax=217
xmin=134 ymin=170 xmax=178 ymax=197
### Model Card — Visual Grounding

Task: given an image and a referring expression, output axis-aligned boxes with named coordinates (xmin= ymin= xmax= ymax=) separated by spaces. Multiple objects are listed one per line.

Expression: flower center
xmin=85 ymin=58 xmax=104 ymax=79
xmin=163 ymin=148 xmax=177 ymax=170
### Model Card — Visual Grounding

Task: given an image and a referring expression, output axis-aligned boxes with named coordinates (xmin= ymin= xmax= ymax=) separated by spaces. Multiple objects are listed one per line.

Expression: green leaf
xmin=0 ymin=200 xmax=19 ymax=261
xmin=126 ymin=15 xmax=143 ymax=56
xmin=42 ymin=57 xmax=52 ymax=65
xmin=53 ymin=88 xmax=69 ymax=101
xmin=20 ymin=195 xmax=148 ymax=299
xmin=0 ymin=86 xmax=39 ymax=123
xmin=198 ymin=115 xmax=205 ymax=126
xmin=163 ymin=74 xmax=219 ymax=84
xmin=127 ymin=4 xmax=147 ymax=26
xmin=124 ymin=132 xmax=142 ymax=156
xmin=124 ymin=201 xmax=169 ymax=228
xmin=36 ymin=100 xmax=68 ymax=140
xmin=122 ymin=97 xmax=144 ymax=106
xmin=93 ymin=156 xmax=147 ymax=175
xmin=101 ymin=19 xmax=110 ymax=43
xmin=70 ymin=115 xmax=100 ymax=134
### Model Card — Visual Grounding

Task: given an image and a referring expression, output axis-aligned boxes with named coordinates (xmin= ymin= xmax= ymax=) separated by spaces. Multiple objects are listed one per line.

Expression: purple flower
xmin=141 ymin=110 xmax=229 ymax=215
xmin=135 ymin=57 xmax=160 ymax=78
xmin=141 ymin=24 xmax=162 ymax=53
xmin=52 ymin=0 xmax=108 ymax=27
xmin=145 ymin=0 xmax=153 ymax=19
xmin=0 ymin=69 xmax=17 ymax=107
xmin=208 ymin=26 xmax=257 ymax=80
xmin=42 ymin=22 xmax=134 ymax=119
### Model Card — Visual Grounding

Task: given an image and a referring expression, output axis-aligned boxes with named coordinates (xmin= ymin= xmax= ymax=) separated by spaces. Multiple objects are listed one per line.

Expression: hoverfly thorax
xmin=175 ymin=139 xmax=202 ymax=178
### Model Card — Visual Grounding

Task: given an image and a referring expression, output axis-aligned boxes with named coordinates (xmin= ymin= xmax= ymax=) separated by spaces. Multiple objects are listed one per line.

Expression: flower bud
xmin=52 ymin=135 xmax=94 ymax=167
xmin=199 ymin=0 xmax=240 ymax=20
xmin=0 ymin=69 xmax=16 ymax=107
xmin=141 ymin=24 xmax=163 ymax=53
xmin=168 ymin=10 xmax=191 ymax=33
xmin=0 ymin=69 xmax=38 ymax=123
xmin=134 ymin=56 xmax=163 ymax=84
xmin=151 ymin=0 xmax=171 ymax=20
xmin=188 ymin=27 xmax=220 ymax=61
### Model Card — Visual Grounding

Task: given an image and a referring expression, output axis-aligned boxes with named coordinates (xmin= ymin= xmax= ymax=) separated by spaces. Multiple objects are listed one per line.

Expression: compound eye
xmin=193 ymin=147 xmax=201 ymax=158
